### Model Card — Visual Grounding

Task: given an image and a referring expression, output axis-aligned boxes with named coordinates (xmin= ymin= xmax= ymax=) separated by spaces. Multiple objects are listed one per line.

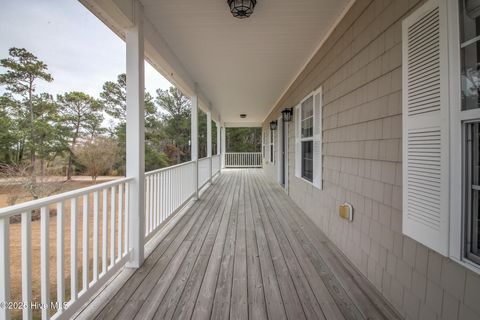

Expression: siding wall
xmin=263 ymin=0 xmax=480 ymax=319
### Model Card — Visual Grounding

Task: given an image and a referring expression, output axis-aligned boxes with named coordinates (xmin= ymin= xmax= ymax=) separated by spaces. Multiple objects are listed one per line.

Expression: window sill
xmin=295 ymin=175 xmax=322 ymax=190
xmin=450 ymin=256 xmax=480 ymax=276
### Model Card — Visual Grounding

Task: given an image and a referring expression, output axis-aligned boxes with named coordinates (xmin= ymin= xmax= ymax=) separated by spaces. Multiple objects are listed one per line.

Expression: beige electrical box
xmin=339 ymin=203 xmax=353 ymax=221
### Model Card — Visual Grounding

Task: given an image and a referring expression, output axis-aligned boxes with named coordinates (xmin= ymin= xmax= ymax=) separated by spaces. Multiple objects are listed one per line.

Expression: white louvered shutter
xmin=295 ymin=104 xmax=301 ymax=178
xmin=402 ymin=0 xmax=449 ymax=256
xmin=313 ymin=87 xmax=323 ymax=189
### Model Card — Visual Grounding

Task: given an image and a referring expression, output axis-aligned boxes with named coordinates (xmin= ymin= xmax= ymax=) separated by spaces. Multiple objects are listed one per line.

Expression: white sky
xmin=0 ymin=0 xmax=172 ymax=98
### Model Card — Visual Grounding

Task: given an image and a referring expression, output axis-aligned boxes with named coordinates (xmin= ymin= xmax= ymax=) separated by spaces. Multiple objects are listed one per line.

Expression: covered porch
xmin=5 ymin=0 xmax=480 ymax=319
xmin=78 ymin=169 xmax=399 ymax=320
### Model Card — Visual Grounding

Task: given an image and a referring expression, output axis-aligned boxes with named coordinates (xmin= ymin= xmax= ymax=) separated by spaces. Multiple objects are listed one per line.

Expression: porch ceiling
xmin=140 ymin=0 xmax=352 ymax=124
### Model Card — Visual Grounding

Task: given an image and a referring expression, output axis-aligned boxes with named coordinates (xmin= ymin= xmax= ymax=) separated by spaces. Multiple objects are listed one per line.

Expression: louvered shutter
xmin=295 ymin=104 xmax=301 ymax=177
xmin=402 ymin=0 xmax=449 ymax=256
xmin=313 ymin=87 xmax=323 ymax=189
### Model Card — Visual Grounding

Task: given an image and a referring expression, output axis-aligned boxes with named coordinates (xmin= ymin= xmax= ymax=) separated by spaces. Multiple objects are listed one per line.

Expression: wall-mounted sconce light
xmin=269 ymin=120 xmax=278 ymax=130
xmin=281 ymin=108 xmax=293 ymax=122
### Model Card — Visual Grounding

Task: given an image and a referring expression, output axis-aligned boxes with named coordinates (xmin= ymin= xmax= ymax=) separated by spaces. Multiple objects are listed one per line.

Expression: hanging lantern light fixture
xmin=227 ymin=0 xmax=257 ymax=19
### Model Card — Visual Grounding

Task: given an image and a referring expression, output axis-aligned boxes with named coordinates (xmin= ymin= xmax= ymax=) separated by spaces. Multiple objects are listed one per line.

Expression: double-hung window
xmin=460 ymin=0 xmax=480 ymax=264
xmin=294 ymin=87 xmax=322 ymax=189
xmin=300 ymin=96 xmax=314 ymax=182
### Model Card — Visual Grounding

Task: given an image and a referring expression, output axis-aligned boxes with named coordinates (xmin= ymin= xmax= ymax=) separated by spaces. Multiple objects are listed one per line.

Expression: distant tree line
xmin=226 ymin=127 xmax=261 ymax=152
xmin=0 ymin=47 xmax=202 ymax=200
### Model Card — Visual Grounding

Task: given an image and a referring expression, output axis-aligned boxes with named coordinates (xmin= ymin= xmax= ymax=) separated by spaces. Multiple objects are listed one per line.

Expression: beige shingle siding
xmin=263 ymin=0 xmax=480 ymax=319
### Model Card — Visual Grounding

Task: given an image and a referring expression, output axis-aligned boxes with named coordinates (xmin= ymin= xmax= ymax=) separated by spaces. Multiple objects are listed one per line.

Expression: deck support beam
xmin=191 ymin=92 xmax=199 ymax=200
xmin=126 ymin=0 xmax=145 ymax=268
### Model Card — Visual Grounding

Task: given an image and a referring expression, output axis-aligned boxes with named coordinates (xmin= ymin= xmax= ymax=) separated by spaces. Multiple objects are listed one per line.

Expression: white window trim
xmin=295 ymin=87 xmax=322 ymax=189
xmin=448 ymin=0 xmax=480 ymax=274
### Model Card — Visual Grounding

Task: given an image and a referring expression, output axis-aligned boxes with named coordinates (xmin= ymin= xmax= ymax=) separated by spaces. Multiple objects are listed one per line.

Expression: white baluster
xmin=56 ymin=202 xmax=65 ymax=313
xmin=93 ymin=192 xmax=99 ymax=282
xmin=40 ymin=206 xmax=50 ymax=320
xmin=70 ymin=198 xmax=78 ymax=301
xmin=102 ymin=190 xmax=107 ymax=275
xmin=153 ymin=174 xmax=157 ymax=230
xmin=118 ymin=184 xmax=123 ymax=258
xmin=110 ymin=186 xmax=116 ymax=266
xmin=21 ymin=211 xmax=32 ymax=320
xmin=82 ymin=195 xmax=89 ymax=290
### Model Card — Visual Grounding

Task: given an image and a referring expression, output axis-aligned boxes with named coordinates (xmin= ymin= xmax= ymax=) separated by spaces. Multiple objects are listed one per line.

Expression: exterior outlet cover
xmin=339 ymin=203 xmax=353 ymax=221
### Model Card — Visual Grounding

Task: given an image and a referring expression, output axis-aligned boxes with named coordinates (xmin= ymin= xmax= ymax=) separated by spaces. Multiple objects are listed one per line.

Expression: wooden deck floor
xmin=87 ymin=169 xmax=400 ymax=320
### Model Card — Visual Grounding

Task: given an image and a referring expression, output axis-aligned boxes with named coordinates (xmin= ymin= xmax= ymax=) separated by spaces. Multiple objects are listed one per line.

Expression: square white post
xmin=191 ymin=94 xmax=199 ymax=199
xmin=221 ymin=126 xmax=226 ymax=169
xmin=126 ymin=0 xmax=145 ymax=268
xmin=207 ymin=109 xmax=212 ymax=183
xmin=216 ymin=121 xmax=221 ymax=156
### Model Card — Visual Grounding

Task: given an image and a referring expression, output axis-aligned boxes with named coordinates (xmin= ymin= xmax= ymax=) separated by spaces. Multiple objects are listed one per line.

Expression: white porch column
xmin=191 ymin=93 xmax=199 ymax=199
xmin=221 ymin=126 xmax=226 ymax=169
xmin=126 ymin=0 xmax=145 ymax=268
xmin=207 ymin=109 xmax=212 ymax=183
xmin=216 ymin=121 xmax=221 ymax=155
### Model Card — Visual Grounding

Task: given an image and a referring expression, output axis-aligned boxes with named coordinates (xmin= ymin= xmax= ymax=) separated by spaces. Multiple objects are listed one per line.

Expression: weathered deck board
xmin=90 ymin=169 xmax=400 ymax=320
xmin=230 ymin=171 xmax=248 ymax=320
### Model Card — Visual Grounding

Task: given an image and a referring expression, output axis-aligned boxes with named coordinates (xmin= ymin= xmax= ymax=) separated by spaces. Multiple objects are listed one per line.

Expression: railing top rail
xmin=225 ymin=152 xmax=262 ymax=154
xmin=198 ymin=157 xmax=210 ymax=162
xmin=145 ymin=160 xmax=195 ymax=176
xmin=0 ymin=177 xmax=133 ymax=218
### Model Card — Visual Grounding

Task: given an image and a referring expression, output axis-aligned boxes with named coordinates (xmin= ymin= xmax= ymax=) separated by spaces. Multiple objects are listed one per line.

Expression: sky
xmin=0 ymin=0 xmax=172 ymax=98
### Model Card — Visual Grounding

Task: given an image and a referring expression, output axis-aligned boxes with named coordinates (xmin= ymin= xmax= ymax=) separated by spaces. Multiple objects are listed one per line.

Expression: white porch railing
xmin=225 ymin=152 xmax=262 ymax=168
xmin=0 ymin=177 xmax=132 ymax=320
xmin=0 ymin=156 xmax=223 ymax=320
xmin=144 ymin=161 xmax=195 ymax=242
